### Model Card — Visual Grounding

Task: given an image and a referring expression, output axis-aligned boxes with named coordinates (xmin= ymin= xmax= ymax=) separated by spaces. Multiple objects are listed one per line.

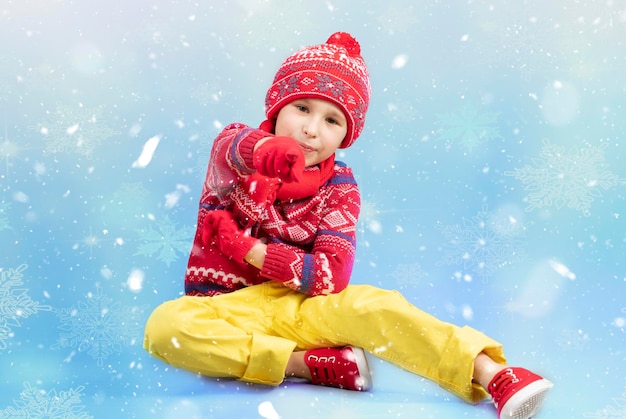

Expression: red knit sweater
xmin=184 ymin=123 xmax=361 ymax=297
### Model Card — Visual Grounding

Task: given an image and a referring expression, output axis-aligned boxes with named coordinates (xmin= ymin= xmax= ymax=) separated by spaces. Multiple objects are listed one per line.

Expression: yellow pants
xmin=143 ymin=281 xmax=505 ymax=403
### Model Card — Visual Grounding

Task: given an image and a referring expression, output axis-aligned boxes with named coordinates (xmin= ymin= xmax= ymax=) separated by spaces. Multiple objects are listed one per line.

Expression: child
xmin=144 ymin=32 xmax=553 ymax=418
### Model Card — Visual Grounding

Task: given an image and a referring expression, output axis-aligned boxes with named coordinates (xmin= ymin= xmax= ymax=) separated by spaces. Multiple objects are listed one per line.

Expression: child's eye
xmin=295 ymin=104 xmax=308 ymax=112
xmin=326 ymin=117 xmax=340 ymax=125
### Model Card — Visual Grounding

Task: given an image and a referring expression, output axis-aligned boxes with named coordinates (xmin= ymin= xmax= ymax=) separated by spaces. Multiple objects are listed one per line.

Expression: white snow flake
xmin=134 ymin=215 xmax=194 ymax=267
xmin=34 ymin=103 xmax=120 ymax=158
xmin=0 ymin=382 xmax=93 ymax=419
xmin=0 ymin=264 xmax=52 ymax=350
xmin=52 ymin=288 xmax=147 ymax=366
xmin=506 ymin=140 xmax=623 ymax=216
xmin=583 ymin=385 xmax=626 ymax=418
xmin=437 ymin=205 xmax=526 ymax=282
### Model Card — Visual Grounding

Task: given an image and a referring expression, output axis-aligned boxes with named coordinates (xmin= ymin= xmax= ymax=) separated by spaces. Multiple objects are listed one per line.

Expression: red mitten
xmin=242 ymin=172 xmax=281 ymax=206
xmin=253 ymin=136 xmax=305 ymax=183
xmin=201 ymin=210 xmax=260 ymax=263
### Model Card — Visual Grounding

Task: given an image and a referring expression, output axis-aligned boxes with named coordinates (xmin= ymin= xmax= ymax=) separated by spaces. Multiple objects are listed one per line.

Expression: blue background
xmin=1 ymin=1 xmax=625 ymax=418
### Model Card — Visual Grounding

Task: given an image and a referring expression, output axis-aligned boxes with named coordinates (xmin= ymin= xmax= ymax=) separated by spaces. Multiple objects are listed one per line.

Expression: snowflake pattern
xmin=134 ymin=215 xmax=194 ymax=267
xmin=34 ymin=103 xmax=120 ymax=158
xmin=52 ymin=288 xmax=147 ymax=366
xmin=505 ymin=140 xmax=623 ymax=217
xmin=315 ymin=74 xmax=348 ymax=98
xmin=0 ymin=382 xmax=93 ymax=419
xmin=436 ymin=103 xmax=502 ymax=151
xmin=583 ymin=385 xmax=626 ymax=419
xmin=0 ymin=264 xmax=52 ymax=350
xmin=437 ymin=205 xmax=526 ymax=282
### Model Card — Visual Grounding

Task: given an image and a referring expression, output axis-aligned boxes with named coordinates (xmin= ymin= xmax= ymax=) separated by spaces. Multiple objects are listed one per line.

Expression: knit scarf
xmin=276 ymin=155 xmax=335 ymax=201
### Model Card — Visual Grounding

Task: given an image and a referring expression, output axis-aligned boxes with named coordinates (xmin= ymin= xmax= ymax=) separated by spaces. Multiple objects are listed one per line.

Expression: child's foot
xmin=304 ymin=346 xmax=371 ymax=391
xmin=488 ymin=367 xmax=553 ymax=418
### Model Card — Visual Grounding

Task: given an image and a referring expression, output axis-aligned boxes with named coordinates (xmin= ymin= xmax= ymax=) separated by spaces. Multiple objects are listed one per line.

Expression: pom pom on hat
xmin=264 ymin=32 xmax=370 ymax=148
xmin=327 ymin=31 xmax=361 ymax=55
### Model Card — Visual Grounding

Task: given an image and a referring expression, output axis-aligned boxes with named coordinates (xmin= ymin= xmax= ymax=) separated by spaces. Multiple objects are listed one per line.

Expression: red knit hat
xmin=264 ymin=32 xmax=370 ymax=149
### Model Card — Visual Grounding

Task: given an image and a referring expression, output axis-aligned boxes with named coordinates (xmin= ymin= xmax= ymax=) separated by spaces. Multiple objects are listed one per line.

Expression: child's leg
xmin=285 ymin=351 xmax=310 ymax=379
xmin=143 ymin=286 xmax=297 ymax=386
xmin=473 ymin=352 xmax=508 ymax=389
xmin=272 ymin=284 xmax=506 ymax=403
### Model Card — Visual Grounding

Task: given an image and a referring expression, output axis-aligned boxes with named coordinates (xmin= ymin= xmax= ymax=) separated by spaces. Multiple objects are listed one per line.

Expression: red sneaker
xmin=304 ymin=346 xmax=371 ymax=391
xmin=488 ymin=367 xmax=553 ymax=418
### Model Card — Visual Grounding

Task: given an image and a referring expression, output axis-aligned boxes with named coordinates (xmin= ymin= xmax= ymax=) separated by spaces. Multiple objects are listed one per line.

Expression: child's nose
xmin=303 ymin=120 xmax=318 ymax=137
xmin=304 ymin=122 xmax=317 ymax=137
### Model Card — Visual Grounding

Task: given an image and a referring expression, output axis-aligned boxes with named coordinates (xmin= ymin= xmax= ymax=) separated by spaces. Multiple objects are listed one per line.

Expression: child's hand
xmin=242 ymin=172 xmax=280 ymax=205
xmin=201 ymin=210 xmax=260 ymax=263
xmin=253 ymin=136 xmax=305 ymax=183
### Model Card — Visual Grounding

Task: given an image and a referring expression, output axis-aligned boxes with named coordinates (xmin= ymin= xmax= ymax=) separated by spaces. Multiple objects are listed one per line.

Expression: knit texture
xmin=185 ymin=123 xmax=360 ymax=297
xmin=264 ymin=32 xmax=370 ymax=149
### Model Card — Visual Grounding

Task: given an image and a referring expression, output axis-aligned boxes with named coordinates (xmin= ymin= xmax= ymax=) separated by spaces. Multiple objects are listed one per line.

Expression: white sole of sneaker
xmin=347 ymin=346 xmax=372 ymax=391
xmin=499 ymin=378 xmax=553 ymax=418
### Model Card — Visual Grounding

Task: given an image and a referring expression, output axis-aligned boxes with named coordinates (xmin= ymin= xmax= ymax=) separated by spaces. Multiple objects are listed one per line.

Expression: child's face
xmin=274 ymin=98 xmax=348 ymax=167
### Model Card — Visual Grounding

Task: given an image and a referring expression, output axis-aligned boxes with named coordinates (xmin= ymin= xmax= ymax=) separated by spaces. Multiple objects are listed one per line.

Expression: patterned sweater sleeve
xmin=260 ymin=171 xmax=361 ymax=296
xmin=204 ymin=123 xmax=270 ymax=203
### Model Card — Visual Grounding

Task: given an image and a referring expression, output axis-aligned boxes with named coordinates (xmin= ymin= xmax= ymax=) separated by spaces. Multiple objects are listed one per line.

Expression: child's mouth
xmin=299 ymin=143 xmax=315 ymax=153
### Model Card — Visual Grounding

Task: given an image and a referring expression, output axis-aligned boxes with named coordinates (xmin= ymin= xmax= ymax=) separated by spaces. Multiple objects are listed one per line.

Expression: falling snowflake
xmin=34 ymin=103 xmax=120 ymax=158
xmin=554 ymin=328 xmax=589 ymax=351
xmin=583 ymin=385 xmax=626 ymax=419
xmin=0 ymin=201 xmax=10 ymax=231
xmin=505 ymin=140 xmax=623 ymax=217
xmin=0 ymin=264 xmax=52 ymax=350
xmin=0 ymin=382 xmax=93 ymax=419
xmin=390 ymin=262 xmax=428 ymax=289
xmin=52 ymin=288 xmax=147 ymax=366
xmin=437 ymin=205 xmax=526 ymax=282
xmin=134 ymin=215 xmax=194 ymax=266
xmin=436 ymin=103 xmax=502 ymax=151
